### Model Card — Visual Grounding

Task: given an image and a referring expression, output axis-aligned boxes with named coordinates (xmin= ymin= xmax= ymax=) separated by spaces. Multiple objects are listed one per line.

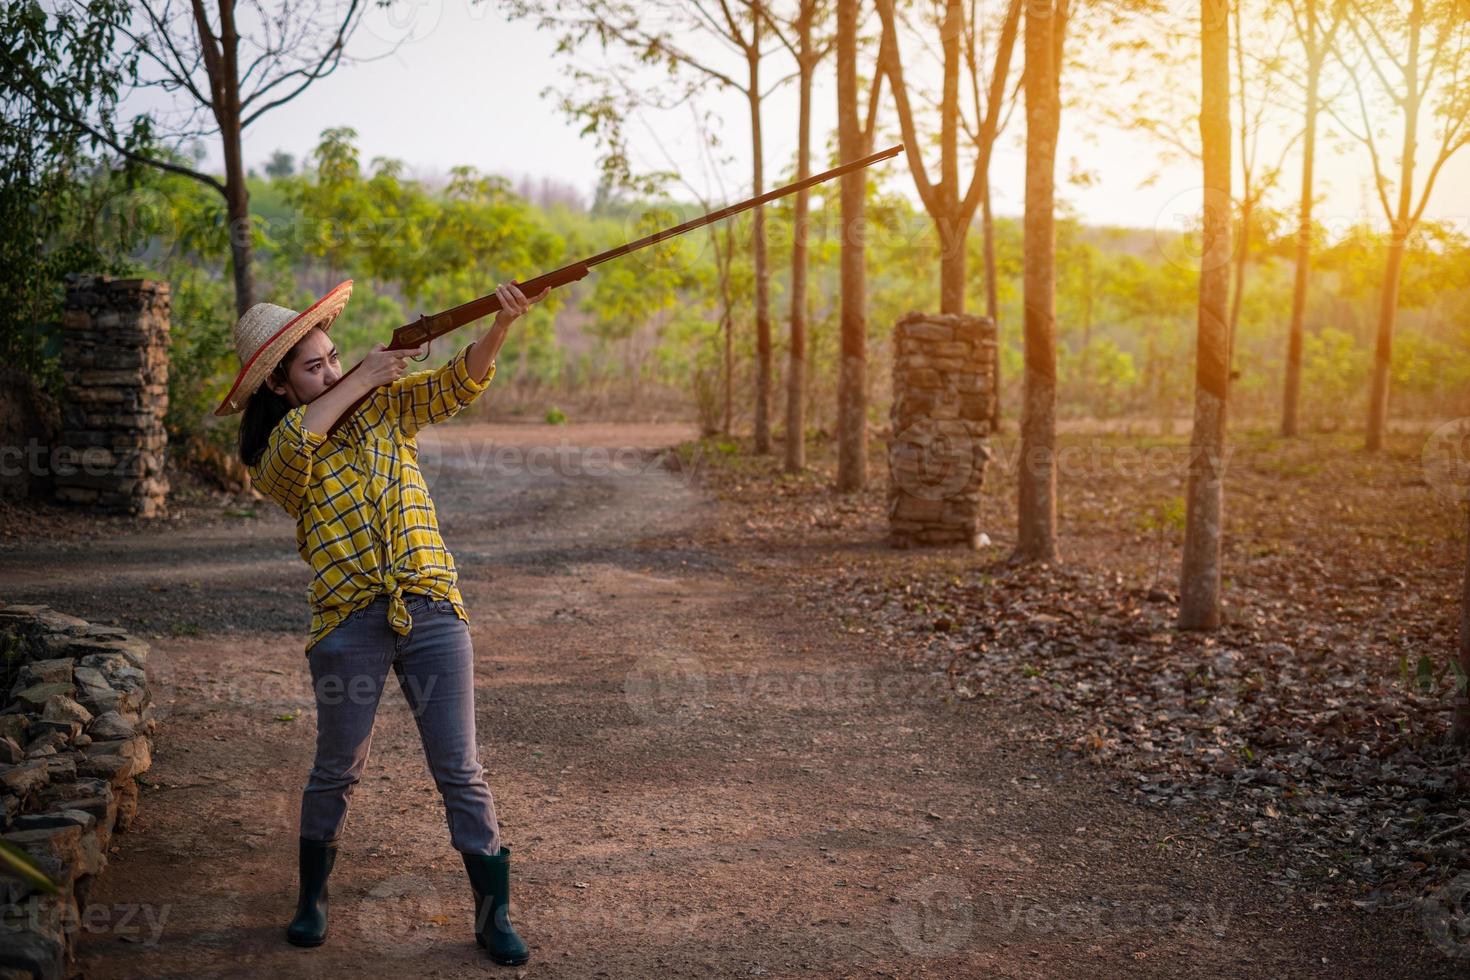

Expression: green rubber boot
xmin=286 ymin=836 xmax=339 ymax=947
xmin=462 ymin=845 xmax=530 ymax=965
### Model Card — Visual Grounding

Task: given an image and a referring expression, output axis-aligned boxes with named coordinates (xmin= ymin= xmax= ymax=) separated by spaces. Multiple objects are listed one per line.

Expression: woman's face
xmin=264 ymin=328 xmax=341 ymax=407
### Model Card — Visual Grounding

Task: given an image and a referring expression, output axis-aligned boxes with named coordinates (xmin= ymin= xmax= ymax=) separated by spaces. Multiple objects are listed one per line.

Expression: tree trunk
xmin=1365 ymin=0 xmax=1421 ymax=453
xmin=720 ymin=223 xmax=734 ymax=437
xmin=1455 ymin=501 xmax=1470 ymax=745
xmin=748 ymin=33 xmax=772 ymax=455
xmin=196 ymin=0 xmax=255 ymax=316
xmin=938 ymin=212 xmax=966 ymax=314
xmin=222 ymin=133 xmax=254 ymax=317
xmin=1080 ymin=246 xmax=1093 ymax=411
xmin=1178 ymin=0 xmax=1232 ymax=631
xmin=938 ymin=1 xmax=964 ymax=315
xmin=1282 ymin=10 xmax=1320 ymax=439
xmin=1012 ymin=0 xmax=1062 ymax=564
xmin=785 ymin=1 xmax=813 ymax=474
xmin=1365 ymin=236 xmax=1406 ymax=451
xmin=836 ymin=0 xmax=867 ymax=492
xmin=982 ymin=175 xmax=1000 ymax=431
xmin=1227 ymin=201 xmax=1250 ymax=387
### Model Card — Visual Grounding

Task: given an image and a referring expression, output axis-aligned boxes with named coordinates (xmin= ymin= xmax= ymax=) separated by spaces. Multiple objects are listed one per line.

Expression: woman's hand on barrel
xmin=492 ymin=280 xmax=550 ymax=330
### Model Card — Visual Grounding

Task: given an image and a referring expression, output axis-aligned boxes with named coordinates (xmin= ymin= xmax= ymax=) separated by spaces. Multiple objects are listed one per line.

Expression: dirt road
xmin=0 ymin=422 xmax=1451 ymax=978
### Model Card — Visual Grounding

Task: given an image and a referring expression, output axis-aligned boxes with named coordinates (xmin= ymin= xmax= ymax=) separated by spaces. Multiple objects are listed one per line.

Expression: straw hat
xmin=213 ymin=280 xmax=354 ymax=416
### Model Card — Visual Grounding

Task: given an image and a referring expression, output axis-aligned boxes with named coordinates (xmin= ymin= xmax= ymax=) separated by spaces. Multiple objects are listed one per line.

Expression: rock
xmin=10 ymin=682 xmax=75 ymax=711
xmin=0 ymin=605 xmax=89 ymax=634
xmin=44 ymin=754 xmax=76 ymax=784
xmin=76 ymin=653 xmax=148 ymax=706
xmin=0 ymin=759 xmax=51 ymax=796
xmin=114 ymin=780 xmax=140 ymax=831
xmin=0 ymin=922 xmax=64 ymax=980
xmin=75 ymin=753 xmax=133 ymax=785
xmin=14 ymin=657 xmax=75 ymax=689
xmin=76 ymin=623 xmax=129 ymax=642
xmin=86 ymin=711 xmax=134 ymax=740
xmin=13 ymin=809 xmax=96 ymax=833
xmin=73 ymin=683 xmax=138 ymax=718
xmin=0 ymin=594 xmax=158 ymax=974
xmin=0 ymin=792 xmax=18 ymax=825
xmin=31 ymin=718 xmax=81 ymax=741
xmin=36 ymin=780 xmax=115 ymax=829
xmin=76 ymin=734 xmax=152 ymax=787
xmin=2 ymin=823 xmax=84 ymax=884
xmin=70 ymin=665 xmax=112 ymax=710
xmin=46 ymin=636 xmax=149 ymax=669
xmin=45 ymin=797 xmax=116 ymax=839
xmin=41 ymin=695 xmax=93 ymax=728
xmin=24 ymin=731 xmax=69 ymax=756
xmin=0 ymin=713 xmax=28 ymax=744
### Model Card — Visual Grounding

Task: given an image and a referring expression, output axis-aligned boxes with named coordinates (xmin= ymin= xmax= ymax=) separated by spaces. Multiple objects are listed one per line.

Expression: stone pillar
xmin=54 ymin=275 xmax=170 ymax=518
xmin=887 ymin=312 xmax=996 ymax=548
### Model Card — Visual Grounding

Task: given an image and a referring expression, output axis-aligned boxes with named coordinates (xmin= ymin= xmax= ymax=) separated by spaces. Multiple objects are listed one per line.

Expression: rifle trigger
xmin=411 ymin=334 xmax=431 ymax=362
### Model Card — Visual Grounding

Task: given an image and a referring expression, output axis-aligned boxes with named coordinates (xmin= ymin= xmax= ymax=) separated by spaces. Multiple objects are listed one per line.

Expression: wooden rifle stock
xmin=322 ymin=141 xmax=904 ymax=439
xmin=322 ymin=262 xmax=591 ymax=438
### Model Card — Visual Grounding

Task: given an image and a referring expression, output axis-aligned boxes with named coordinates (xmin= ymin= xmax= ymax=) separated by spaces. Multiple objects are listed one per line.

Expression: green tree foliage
xmin=0 ymin=0 xmax=147 ymax=391
xmin=10 ymin=101 xmax=1470 ymax=451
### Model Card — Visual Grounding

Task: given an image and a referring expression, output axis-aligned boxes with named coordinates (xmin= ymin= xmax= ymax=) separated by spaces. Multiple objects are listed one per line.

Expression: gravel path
xmin=0 ymin=421 xmax=1452 ymax=977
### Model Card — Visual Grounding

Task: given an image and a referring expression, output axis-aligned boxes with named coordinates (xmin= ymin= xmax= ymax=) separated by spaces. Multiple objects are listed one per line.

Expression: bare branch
xmin=716 ymin=0 xmax=753 ymax=50
xmin=876 ymin=0 xmax=939 ymax=214
xmin=130 ymin=3 xmax=215 ymax=108
xmin=959 ymin=0 xmax=1022 ymax=223
xmin=8 ymin=50 xmax=226 ymax=196
xmin=239 ymin=0 xmax=363 ymax=124
xmin=753 ymin=0 xmax=799 ymax=60
xmin=1343 ymin=1 xmax=1405 ymax=107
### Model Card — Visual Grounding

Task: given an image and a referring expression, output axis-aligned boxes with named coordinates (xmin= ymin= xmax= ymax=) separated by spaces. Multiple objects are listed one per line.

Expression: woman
xmin=216 ymin=278 xmax=546 ymax=964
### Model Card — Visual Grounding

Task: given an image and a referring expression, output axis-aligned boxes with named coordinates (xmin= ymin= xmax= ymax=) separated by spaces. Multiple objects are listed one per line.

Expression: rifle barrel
xmin=581 ymin=142 xmax=904 ymax=270
xmin=319 ymin=142 xmax=902 ymax=439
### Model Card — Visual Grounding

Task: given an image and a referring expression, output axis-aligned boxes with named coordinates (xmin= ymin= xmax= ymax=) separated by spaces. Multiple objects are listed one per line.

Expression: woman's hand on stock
xmin=357 ymin=342 xmax=426 ymax=389
xmin=492 ymin=280 xmax=550 ymax=329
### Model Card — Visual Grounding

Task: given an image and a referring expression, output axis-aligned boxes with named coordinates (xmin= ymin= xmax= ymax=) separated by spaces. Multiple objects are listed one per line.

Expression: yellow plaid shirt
xmin=248 ymin=341 xmax=494 ymax=655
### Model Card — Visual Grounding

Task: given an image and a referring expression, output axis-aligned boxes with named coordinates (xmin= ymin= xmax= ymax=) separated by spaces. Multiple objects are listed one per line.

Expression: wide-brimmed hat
xmin=213 ymin=280 xmax=354 ymax=416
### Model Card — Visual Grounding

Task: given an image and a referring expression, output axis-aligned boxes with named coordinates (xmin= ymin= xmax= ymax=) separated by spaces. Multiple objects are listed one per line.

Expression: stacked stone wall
xmin=887 ymin=312 xmax=997 ymax=549
xmin=54 ymin=275 xmax=170 ymax=517
xmin=0 ymin=604 xmax=157 ymax=979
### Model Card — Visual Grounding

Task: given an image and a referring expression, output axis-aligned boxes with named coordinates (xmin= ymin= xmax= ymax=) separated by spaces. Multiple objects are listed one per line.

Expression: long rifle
xmin=323 ymin=142 xmax=905 ymax=438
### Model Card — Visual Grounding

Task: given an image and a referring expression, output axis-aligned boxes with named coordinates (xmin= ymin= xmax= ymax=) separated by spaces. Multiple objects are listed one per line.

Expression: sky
xmin=120 ymin=0 xmax=1470 ymax=243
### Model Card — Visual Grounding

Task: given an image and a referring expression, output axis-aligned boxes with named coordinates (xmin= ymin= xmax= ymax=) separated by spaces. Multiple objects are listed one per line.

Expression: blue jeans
xmin=299 ymin=591 xmax=500 ymax=855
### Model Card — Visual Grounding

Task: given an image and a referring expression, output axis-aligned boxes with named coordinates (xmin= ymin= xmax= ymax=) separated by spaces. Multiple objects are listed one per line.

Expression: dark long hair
xmin=236 ymin=327 xmax=322 ymax=468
